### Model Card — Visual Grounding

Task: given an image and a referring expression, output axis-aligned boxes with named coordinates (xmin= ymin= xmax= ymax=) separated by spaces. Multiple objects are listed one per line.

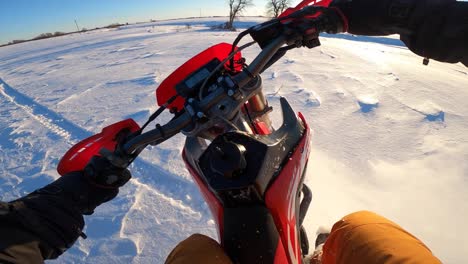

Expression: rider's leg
xmin=164 ymin=234 xmax=232 ymax=264
xmin=321 ymin=211 xmax=442 ymax=264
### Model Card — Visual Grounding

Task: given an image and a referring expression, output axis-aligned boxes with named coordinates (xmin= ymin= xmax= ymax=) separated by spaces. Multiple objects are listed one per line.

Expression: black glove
xmin=400 ymin=1 xmax=468 ymax=65
xmin=296 ymin=7 xmax=348 ymax=48
xmin=2 ymin=154 xmax=132 ymax=258
xmin=4 ymin=171 xmax=118 ymax=258
xmin=329 ymin=0 xmax=460 ymax=36
xmin=329 ymin=0 xmax=415 ymax=35
xmin=316 ymin=7 xmax=349 ymax=34
xmin=28 ymin=155 xmax=132 ymax=215
xmin=330 ymin=0 xmax=468 ymax=65
xmin=84 ymin=155 xmax=132 ymax=189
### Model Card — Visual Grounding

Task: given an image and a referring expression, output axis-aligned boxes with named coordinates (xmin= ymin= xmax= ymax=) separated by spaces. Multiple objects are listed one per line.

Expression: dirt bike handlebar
xmin=119 ymin=6 xmax=340 ymax=159
xmin=233 ymin=36 xmax=287 ymax=88
xmin=121 ymin=35 xmax=288 ymax=156
xmin=122 ymin=110 xmax=192 ymax=155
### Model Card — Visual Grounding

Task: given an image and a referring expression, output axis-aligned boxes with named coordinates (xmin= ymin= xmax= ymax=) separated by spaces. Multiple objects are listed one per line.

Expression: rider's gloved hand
xmin=400 ymin=1 xmax=467 ymax=64
xmin=84 ymin=155 xmax=132 ymax=189
xmin=329 ymin=0 xmax=412 ymax=35
xmin=316 ymin=7 xmax=349 ymax=34
xmin=329 ymin=0 xmax=458 ymax=36
xmin=279 ymin=6 xmax=347 ymax=49
xmin=23 ymin=155 xmax=132 ymax=216
xmin=5 ymin=156 xmax=132 ymax=258
xmin=329 ymin=0 xmax=467 ymax=65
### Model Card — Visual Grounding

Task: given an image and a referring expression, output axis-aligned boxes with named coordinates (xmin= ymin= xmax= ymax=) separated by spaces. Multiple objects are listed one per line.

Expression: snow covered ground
xmin=0 ymin=17 xmax=467 ymax=263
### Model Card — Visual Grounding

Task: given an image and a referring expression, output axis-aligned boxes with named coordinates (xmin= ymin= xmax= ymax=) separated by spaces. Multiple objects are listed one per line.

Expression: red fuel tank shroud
xmin=156 ymin=43 xmax=243 ymax=112
xmin=182 ymin=149 xmax=225 ymax=239
xmin=266 ymin=113 xmax=311 ymax=264
xmin=57 ymin=119 xmax=140 ymax=176
xmin=183 ymin=114 xmax=310 ymax=264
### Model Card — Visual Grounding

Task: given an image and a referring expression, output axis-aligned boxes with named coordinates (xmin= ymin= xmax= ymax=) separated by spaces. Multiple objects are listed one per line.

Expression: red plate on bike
xmin=156 ymin=43 xmax=242 ymax=112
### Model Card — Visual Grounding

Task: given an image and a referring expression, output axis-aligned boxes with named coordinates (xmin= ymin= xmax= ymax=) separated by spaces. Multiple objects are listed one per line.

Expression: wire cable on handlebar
xmin=228 ymin=16 xmax=290 ymax=70
xmin=230 ymin=29 xmax=253 ymax=72
xmin=198 ymin=41 xmax=256 ymax=100
xmin=228 ymin=7 xmax=324 ymax=70
xmin=137 ymin=94 xmax=179 ymax=134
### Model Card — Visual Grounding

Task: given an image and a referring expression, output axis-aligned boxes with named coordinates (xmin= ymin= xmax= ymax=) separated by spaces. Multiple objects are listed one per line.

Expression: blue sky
xmin=0 ymin=0 xmax=302 ymax=45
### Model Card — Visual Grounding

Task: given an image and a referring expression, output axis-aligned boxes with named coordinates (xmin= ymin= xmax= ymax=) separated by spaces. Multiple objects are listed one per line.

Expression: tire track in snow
xmin=1 ymin=78 xmax=207 ymax=261
xmin=0 ymin=78 xmax=90 ymax=144
xmin=0 ymin=78 xmax=204 ymax=209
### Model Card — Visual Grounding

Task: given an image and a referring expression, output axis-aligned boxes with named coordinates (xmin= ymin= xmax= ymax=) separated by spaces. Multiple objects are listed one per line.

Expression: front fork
xmin=244 ymin=91 xmax=274 ymax=134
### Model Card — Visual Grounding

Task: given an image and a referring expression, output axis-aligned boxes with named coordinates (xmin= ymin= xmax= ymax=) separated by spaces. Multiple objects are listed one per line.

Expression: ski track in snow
xmin=0 ymin=17 xmax=467 ymax=264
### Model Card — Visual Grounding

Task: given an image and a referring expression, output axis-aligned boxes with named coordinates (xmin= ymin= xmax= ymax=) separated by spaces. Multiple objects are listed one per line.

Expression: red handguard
xmin=57 ymin=119 xmax=140 ymax=176
xmin=278 ymin=0 xmax=332 ymax=18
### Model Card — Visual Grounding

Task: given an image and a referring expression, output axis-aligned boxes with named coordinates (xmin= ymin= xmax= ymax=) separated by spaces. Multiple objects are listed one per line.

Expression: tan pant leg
xmin=165 ymin=234 xmax=233 ymax=264
xmin=321 ymin=211 xmax=442 ymax=264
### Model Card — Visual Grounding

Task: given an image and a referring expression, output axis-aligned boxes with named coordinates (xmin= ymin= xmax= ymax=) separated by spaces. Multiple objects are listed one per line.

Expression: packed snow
xmin=0 ymin=17 xmax=467 ymax=263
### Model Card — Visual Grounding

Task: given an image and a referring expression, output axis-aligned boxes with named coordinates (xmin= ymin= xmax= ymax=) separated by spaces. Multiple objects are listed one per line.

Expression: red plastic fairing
xmin=274 ymin=238 xmax=289 ymax=264
xmin=279 ymin=0 xmax=332 ymax=18
xmin=265 ymin=113 xmax=311 ymax=264
xmin=156 ymin=43 xmax=243 ymax=112
xmin=57 ymin=119 xmax=140 ymax=176
xmin=182 ymin=149 xmax=225 ymax=240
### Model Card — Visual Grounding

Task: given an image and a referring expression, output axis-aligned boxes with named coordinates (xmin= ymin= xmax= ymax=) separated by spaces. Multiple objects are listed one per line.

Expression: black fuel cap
xmin=210 ymin=138 xmax=247 ymax=179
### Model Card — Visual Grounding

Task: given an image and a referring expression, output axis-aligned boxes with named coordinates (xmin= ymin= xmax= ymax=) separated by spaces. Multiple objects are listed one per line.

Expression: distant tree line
xmin=266 ymin=0 xmax=291 ymax=18
xmin=1 ymin=23 xmax=127 ymax=47
xmin=2 ymin=31 xmax=65 ymax=46
xmin=1 ymin=1 xmax=296 ymax=47
xmin=221 ymin=0 xmax=292 ymax=30
xmin=226 ymin=0 xmax=253 ymax=30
